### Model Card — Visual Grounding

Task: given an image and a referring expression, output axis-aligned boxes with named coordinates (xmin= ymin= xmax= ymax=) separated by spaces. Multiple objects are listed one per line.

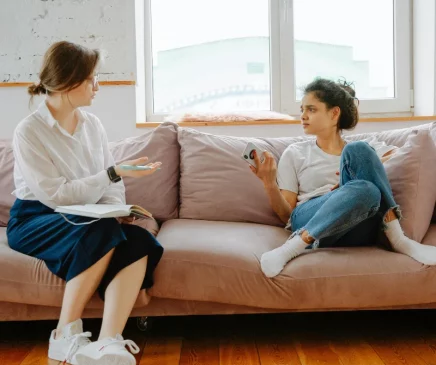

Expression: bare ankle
xmin=384 ymin=209 xmax=398 ymax=223
xmin=54 ymin=328 xmax=62 ymax=340
xmin=300 ymin=230 xmax=314 ymax=244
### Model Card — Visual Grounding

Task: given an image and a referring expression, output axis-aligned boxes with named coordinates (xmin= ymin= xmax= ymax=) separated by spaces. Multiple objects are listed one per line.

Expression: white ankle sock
xmin=385 ymin=219 xmax=436 ymax=265
xmin=261 ymin=234 xmax=308 ymax=278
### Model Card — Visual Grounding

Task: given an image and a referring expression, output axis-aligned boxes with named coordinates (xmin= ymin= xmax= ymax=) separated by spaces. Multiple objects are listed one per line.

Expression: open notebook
xmin=55 ymin=204 xmax=153 ymax=219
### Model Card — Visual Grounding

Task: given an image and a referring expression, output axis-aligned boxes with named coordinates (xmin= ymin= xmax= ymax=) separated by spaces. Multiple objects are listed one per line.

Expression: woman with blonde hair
xmin=7 ymin=41 xmax=163 ymax=365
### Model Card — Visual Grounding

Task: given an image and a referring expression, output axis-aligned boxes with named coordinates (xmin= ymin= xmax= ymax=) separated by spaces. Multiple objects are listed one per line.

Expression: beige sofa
xmin=1 ymin=121 xmax=436 ymax=322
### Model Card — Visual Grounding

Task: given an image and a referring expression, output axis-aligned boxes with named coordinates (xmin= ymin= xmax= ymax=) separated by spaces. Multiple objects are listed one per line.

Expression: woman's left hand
xmin=331 ymin=171 xmax=340 ymax=191
xmin=117 ymin=216 xmax=136 ymax=224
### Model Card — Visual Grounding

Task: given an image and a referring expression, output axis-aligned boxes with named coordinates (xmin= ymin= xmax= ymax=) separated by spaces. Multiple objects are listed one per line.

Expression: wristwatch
xmin=107 ymin=166 xmax=121 ymax=183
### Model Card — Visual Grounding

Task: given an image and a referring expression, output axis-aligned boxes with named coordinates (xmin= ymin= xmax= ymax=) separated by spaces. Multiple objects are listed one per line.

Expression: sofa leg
xmin=136 ymin=316 xmax=153 ymax=332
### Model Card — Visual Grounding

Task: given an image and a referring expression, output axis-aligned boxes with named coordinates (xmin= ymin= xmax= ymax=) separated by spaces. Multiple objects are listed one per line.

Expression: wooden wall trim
xmin=0 ymin=81 xmax=135 ymax=87
xmin=2 ymin=82 xmax=434 ymax=125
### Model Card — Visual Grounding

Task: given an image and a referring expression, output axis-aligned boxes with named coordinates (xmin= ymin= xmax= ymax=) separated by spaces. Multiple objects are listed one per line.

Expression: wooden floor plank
xmin=394 ymin=325 xmax=436 ymax=365
xmin=292 ymin=335 xmax=343 ymax=365
xmin=328 ymin=339 xmax=385 ymax=365
xmin=256 ymin=337 xmax=302 ymax=365
xmin=20 ymin=342 xmax=60 ymax=365
xmin=2 ymin=311 xmax=436 ymax=365
xmin=368 ymin=337 xmax=429 ymax=365
xmin=405 ymin=338 xmax=436 ymax=365
xmin=179 ymin=338 xmax=220 ymax=365
xmin=122 ymin=322 xmax=148 ymax=364
xmin=220 ymin=336 xmax=260 ymax=365
xmin=139 ymin=337 xmax=183 ymax=365
xmin=0 ymin=342 xmax=35 ymax=365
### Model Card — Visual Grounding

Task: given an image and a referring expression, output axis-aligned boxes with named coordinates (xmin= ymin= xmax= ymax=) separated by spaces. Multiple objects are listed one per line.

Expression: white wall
xmin=0 ymin=0 xmax=432 ymax=141
xmin=0 ymin=86 xmax=138 ymax=141
xmin=0 ymin=0 xmax=136 ymax=83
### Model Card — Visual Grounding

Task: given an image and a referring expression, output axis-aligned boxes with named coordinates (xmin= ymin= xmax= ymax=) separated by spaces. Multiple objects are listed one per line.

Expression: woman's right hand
xmin=249 ymin=150 xmax=277 ymax=186
xmin=114 ymin=157 xmax=162 ymax=178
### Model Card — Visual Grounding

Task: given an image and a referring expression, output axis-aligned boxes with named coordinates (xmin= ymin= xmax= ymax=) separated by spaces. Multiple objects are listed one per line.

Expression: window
xmin=247 ymin=62 xmax=266 ymax=75
xmin=144 ymin=0 xmax=411 ymax=121
xmin=148 ymin=0 xmax=270 ymax=115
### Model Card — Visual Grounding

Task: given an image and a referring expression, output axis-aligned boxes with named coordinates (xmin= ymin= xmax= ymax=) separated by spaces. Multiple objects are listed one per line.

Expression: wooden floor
xmin=1 ymin=310 xmax=436 ymax=364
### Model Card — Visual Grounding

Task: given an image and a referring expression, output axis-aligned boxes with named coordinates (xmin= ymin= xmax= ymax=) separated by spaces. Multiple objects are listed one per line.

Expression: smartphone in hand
xmin=241 ymin=142 xmax=264 ymax=168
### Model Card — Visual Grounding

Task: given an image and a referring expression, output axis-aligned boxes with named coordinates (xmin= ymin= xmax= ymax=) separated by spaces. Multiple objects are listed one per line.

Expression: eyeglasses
xmin=88 ymin=74 xmax=99 ymax=88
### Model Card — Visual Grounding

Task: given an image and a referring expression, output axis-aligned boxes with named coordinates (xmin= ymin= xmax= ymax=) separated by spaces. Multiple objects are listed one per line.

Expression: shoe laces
xmin=99 ymin=335 xmax=140 ymax=355
xmin=62 ymin=331 xmax=92 ymax=364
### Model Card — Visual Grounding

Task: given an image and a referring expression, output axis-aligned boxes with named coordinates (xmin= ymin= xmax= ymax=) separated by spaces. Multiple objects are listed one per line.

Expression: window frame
xmin=143 ymin=0 xmax=411 ymax=122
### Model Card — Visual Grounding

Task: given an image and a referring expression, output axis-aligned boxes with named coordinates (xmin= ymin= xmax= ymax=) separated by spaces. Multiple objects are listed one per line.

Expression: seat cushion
xmin=151 ymin=219 xmax=436 ymax=311
xmin=0 ymin=223 xmax=159 ymax=307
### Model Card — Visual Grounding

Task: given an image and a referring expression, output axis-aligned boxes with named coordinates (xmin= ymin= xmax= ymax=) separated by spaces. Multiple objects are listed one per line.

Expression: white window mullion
xmin=278 ymin=0 xmax=297 ymax=115
xmin=353 ymin=0 xmax=411 ymax=113
xmin=144 ymin=0 xmax=157 ymax=122
xmin=269 ymin=0 xmax=282 ymax=113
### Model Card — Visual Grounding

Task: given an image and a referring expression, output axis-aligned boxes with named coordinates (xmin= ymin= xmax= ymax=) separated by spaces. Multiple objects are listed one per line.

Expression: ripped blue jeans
xmin=290 ymin=141 xmax=400 ymax=249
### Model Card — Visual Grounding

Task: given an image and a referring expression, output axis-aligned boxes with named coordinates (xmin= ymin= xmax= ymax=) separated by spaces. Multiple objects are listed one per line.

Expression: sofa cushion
xmin=423 ymin=224 xmax=436 ymax=246
xmin=0 ymin=122 xmax=180 ymax=226
xmin=178 ymin=128 xmax=305 ymax=226
xmin=109 ymin=122 xmax=180 ymax=221
xmin=151 ymin=219 xmax=436 ymax=310
xmin=381 ymin=130 xmax=436 ymax=241
xmin=178 ymin=123 xmax=436 ymax=237
xmin=431 ymin=127 xmax=436 ymax=222
xmin=348 ymin=124 xmax=436 ymax=242
xmin=348 ymin=121 xmax=435 ymax=147
xmin=0 ymin=140 xmax=15 ymax=227
xmin=0 ymin=223 xmax=158 ymax=306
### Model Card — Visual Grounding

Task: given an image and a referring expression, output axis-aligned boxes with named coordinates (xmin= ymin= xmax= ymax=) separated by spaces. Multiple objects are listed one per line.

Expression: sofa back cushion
xmin=0 ymin=140 xmax=15 ymax=226
xmin=109 ymin=122 xmax=180 ymax=222
xmin=431 ymin=125 xmax=436 ymax=223
xmin=382 ymin=129 xmax=436 ymax=241
xmin=0 ymin=122 xmax=180 ymax=226
xmin=348 ymin=122 xmax=436 ymax=237
xmin=178 ymin=128 xmax=305 ymax=226
xmin=178 ymin=122 xmax=436 ymax=240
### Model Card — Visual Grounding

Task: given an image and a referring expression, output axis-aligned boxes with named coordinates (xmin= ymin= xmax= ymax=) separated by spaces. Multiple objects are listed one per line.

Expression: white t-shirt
xmin=12 ymin=101 xmax=125 ymax=209
xmin=277 ymin=138 xmax=396 ymax=205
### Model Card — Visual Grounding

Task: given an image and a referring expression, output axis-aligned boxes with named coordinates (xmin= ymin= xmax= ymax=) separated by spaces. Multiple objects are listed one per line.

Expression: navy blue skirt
xmin=7 ymin=199 xmax=164 ymax=300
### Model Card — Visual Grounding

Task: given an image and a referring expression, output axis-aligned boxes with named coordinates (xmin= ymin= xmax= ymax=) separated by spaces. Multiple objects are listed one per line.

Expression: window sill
xmin=136 ymin=115 xmax=436 ymax=128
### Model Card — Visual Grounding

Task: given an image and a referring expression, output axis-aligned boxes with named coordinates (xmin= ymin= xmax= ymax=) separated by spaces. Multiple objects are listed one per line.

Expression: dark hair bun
xmin=28 ymin=82 xmax=47 ymax=96
xmin=337 ymin=78 xmax=356 ymax=97
xmin=303 ymin=78 xmax=359 ymax=131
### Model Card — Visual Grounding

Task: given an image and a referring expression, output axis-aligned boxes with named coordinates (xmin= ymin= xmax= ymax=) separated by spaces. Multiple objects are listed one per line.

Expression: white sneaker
xmin=75 ymin=334 xmax=140 ymax=365
xmin=48 ymin=319 xmax=92 ymax=365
